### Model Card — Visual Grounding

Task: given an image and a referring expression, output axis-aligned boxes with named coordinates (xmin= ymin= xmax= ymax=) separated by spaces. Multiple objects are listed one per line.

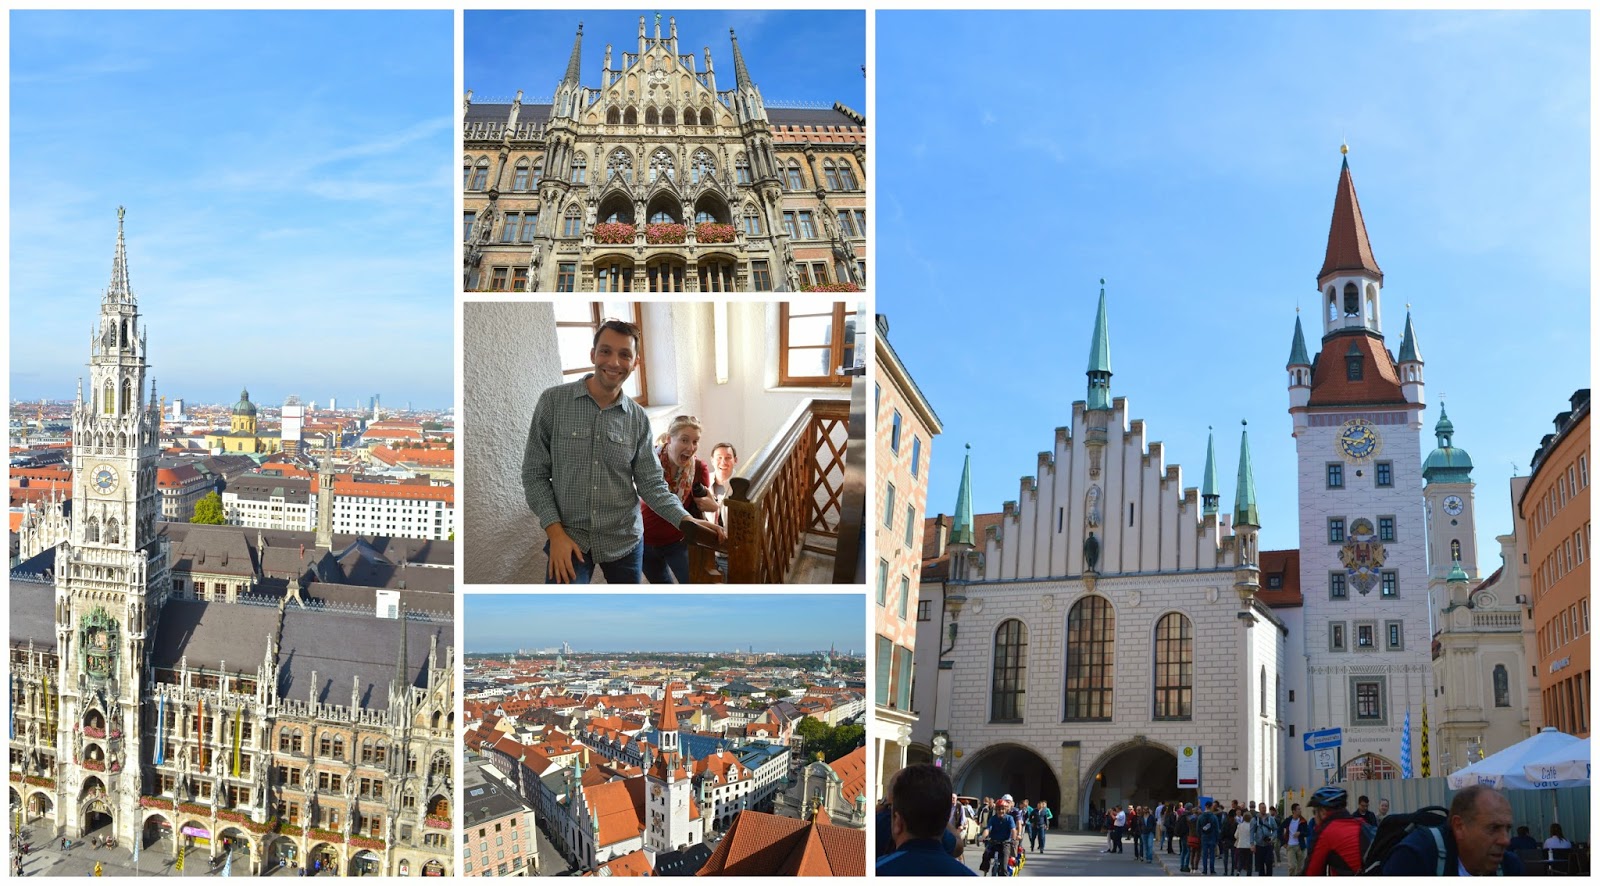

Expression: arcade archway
xmin=955 ymin=743 xmax=1061 ymax=812
xmin=1083 ymin=740 xmax=1192 ymax=823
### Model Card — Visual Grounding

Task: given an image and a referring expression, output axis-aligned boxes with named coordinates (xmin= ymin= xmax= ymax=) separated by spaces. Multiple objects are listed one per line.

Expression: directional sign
xmin=1303 ymin=728 xmax=1343 ymax=752
xmin=1314 ymin=749 xmax=1337 ymax=771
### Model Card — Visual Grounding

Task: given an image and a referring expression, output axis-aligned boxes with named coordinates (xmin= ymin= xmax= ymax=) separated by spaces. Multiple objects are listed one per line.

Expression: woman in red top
xmin=641 ymin=416 xmax=718 ymax=583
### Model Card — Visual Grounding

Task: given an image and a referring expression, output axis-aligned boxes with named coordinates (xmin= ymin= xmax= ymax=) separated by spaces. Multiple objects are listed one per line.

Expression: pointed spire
xmin=1233 ymin=420 xmax=1259 ymax=528
xmin=950 ymin=444 xmax=975 ymax=547
xmin=107 ymin=205 xmax=133 ymax=304
xmin=1287 ymin=314 xmax=1311 ymax=367
xmin=563 ymin=23 xmax=584 ymax=84
xmin=657 ymin=687 xmax=679 ymax=732
xmin=1086 ymin=279 xmax=1113 ymax=410
xmin=394 ymin=602 xmax=409 ymax=697
xmin=729 ymin=28 xmax=754 ymax=90
xmin=1319 ymin=147 xmax=1383 ymax=285
xmin=1201 ymin=427 xmax=1220 ymax=516
xmin=1434 ymin=403 xmax=1454 ymax=447
xmin=1398 ymin=308 xmax=1422 ymax=363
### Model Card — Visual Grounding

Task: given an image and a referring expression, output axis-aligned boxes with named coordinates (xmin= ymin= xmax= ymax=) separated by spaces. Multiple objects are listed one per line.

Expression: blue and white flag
xmin=222 ymin=849 xmax=232 ymax=877
xmin=131 ymin=834 xmax=139 ymax=866
xmin=154 ymin=695 xmax=165 ymax=765
xmin=1400 ymin=709 xmax=1414 ymax=779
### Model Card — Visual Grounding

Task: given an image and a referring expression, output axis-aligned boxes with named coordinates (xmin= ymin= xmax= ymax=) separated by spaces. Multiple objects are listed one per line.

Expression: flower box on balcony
xmin=83 ymin=726 xmax=106 ymax=739
xmin=9 ymin=772 xmax=21 ymax=783
xmin=646 ymin=223 xmax=686 ymax=245
xmin=424 ymin=817 xmax=452 ymax=830
xmin=350 ymin=835 xmax=387 ymax=851
xmin=279 ymin=824 xmax=303 ymax=837
xmin=695 ymin=223 xmax=736 ymax=244
xmin=178 ymin=802 xmax=210 ymax=816
xmin=800 ymin=282 xmax=862 ymax=293
xmin=217 ymin=809 xmax=246 ymax=824
xmin=81 ymin=760 xmax=106 ymax=771
xmin=140 ymin=796 xmax=176 ymax=810
xmin=308 ymin=827 xmax=346 ymax=844
xmin=24 ymin=776 xmax=55 ymax=788
xmin=593 ymin=222 xmax=636 ymax=245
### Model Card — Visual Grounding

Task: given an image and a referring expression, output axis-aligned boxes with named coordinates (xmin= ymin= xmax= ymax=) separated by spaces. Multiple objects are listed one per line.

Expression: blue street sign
xmin=1303 ymin=728 xmax=1343 ymax=751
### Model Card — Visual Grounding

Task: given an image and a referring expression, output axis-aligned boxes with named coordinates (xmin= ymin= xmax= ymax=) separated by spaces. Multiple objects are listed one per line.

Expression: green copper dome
xmin=1423 ymin=404 xmax=1472 ymax=484
xmin=233 ymin=388 xmax=258 ymax=416
xmin=1447 ymin=560 xmax=1470 ymax=584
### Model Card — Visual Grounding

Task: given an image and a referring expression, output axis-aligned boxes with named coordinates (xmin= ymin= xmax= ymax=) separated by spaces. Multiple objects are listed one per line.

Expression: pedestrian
xmin=1254 ymin=804 xmax=1277 ymax=876
xmin=1198 ymin=801 xmax=1220 ymax=875
xmin=1142 ymin=806 xmax=1157 ymax=863
xmin=1236 ymin=811 xmax=1254 ymax=876
xmin=978 ymin=796 xmax=1018 ymax=875
xmin=1130 ymin=805 xmax=1143 ymax=860
xmin=876 ymin=765 xmax=977 ymax=876
xmin=1355 ymin=794 xmax=1378 ymax=828
xmin=1111 ymin=803 xmax=1127 ymax=853
xmin=1032 ymin=801 xmax=1052 ymax=853
xmin=1285 ymin=804 xmax=1308 ymax=875
xmin=1175 ymin=803 xmax=1192 ymax=871
xmin=1020 ymin=797 xmax=1034 ymax=854
xmin=1377 ymin=798 xmax=1390 ymax=822
xmin=1164 ymin=803 xmax=1178 ymax=854
xmin=1380 ymin=784 xmax=1524 ymax=876
xmin=1219 ymin=807 xmax=1238 ymax=875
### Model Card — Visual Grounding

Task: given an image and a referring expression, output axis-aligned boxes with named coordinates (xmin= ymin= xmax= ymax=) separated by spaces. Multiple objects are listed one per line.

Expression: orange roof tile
xmin=585 ymin=778 xmax=648 ymax=847
xmin=333 ymin=477 xmax=454 ymax=504
xmin=1306 ymin=332 xmax=1405 ymax=408
xmin=1256 ymin=549 xmax=1303 ymax=608
xmin=695 ymin=810 xmax=864 ymax=877
xmin=593 ymin=848 xmax=655 ymax=877
xmin=1318 ymin=159 xmax=1383 ymax=285
xmin=825 ymin=746 xmax=867 ymax=807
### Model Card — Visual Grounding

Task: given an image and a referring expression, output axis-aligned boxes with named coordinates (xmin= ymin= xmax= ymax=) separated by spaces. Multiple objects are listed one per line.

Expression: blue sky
xmin=878 ymin=10 xmax=1589 ymax=569
xmin=466 ymin=10 xmax=865 ymax=113
xmin=9 ymin=11 xmax=454 ymax=409
xmin=465 ymin=594 xmax=865 ymax=655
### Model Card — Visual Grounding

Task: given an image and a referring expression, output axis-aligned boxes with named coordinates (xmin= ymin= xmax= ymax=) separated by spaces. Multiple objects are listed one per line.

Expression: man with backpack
xmin=1255 ymin=804 xmax=1278 ymax=876
xmin=1378 ymin=785 xmax=1524 ymax=876
xmin=1198 ymin=801 xmax=1220 ymax=875
xmin=1302 ymin=786 xmax=1364 ymax=875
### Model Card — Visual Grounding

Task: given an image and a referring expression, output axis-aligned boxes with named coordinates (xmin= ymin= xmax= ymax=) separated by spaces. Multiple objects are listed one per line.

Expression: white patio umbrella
xmin=1522 ymin=737 xmax=1591 ymax=788
xmin=1447 ymin=727 xmax=1581 ymax=790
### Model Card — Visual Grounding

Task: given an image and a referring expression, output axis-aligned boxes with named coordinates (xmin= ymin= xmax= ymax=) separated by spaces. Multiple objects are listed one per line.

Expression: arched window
xmin=735 ymin=156 xmax=751 ymax=184
xmin=606 ymin=107 xmax=620 ymax=125
xmin=1493 ymin=664 xmax=1511 ymax=707
xmin=120 ymin=379 xmax=132 ymax=415
xmin=1365 ymin=284 xmax=1378 ymax=323
xmin=470 ymin=159 xmax=489 ymax=191
xmin=1152 ymin=612 xmax=1192 ymax=720
xmin=1343 ymin=282 xmax=1360 ymax=316
xmin=837 ymin=159 xmax=859 ymax=190
xmin=562 ymin=205 xmax=583 ymax=238
xmin=645 ymin=107 xmax=659 ymax=126
xmin=700 ymin=107 xmax=713 ymax=127
xmin=1065 ymin=596 xmax=1114 ymax=721
xmin=569 ymin=153 xmax=587 ymax=183
xmin=991 ymin=620 xmax=1027 ymax=723
xmin=86 ymin=516 xmax=100 ymax=543
xmin=1451 ymin=539 xmax=1462 ymax=562
xmin=695 ymin=209 xmax=716 ymax=224
xmin=531 ymin=160 xmax=543 ymax=186
xmin=103 ymin=381 xmax=114 ymax=415
xmin=105 ymin=518 xmax=120 ymax=545
xmin=785 ymin=161 xmax=804 ymax=191
xmin=650 ymin=149 xmax=675 ymax=183
xmin=649 ymin=208 xmax=676 ymax=224
xmin=1327 ymin=289 xmax=1338 ymax=323
xmin=822 ymin=160 xmax=841 ymax=191
xmin=742 ymin=205 xmax=762 ymax=236
xmin=691 ymin=150 xmax=715 ymax=185
xmin=607 ymin=149 xmax=633 ymax=182
xmin=513 ymin=160 xmax=530 ymax=191
xmin=662 ymin=107 xmax=676 ymax=126
xmin=624 ymin=106 xmax=638 ymax=125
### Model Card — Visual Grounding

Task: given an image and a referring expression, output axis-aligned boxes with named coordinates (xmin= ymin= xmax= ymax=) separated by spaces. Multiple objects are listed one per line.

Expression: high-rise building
xmin=9 ymin=211 xmax=457 ymax=876
xmin=463 ymin=14 xmax=866 ymax=293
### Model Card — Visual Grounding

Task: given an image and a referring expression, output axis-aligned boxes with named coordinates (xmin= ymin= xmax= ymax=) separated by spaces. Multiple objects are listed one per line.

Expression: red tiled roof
xmin=585 ymin=778 xmax=648 ymax=847
xmin=1318 ymin=159 xmax=1383 ymax=285
xmin=1256 ymin=549 xmax=1303 ymax=608
xmin=826 ymin=745 xmax=867 ymax=807
xmin=333 ymin=477 xmax=454 ymax=504
xmin=695 ymin=810 xmax=865 ymax=877
xmin=593 ymin=848 xmax=654 ymax=877
xmin=1306 ymin=332 xmax=1405 ymax=408
xmin=921 ymin=512 xmax=1005 ymax=580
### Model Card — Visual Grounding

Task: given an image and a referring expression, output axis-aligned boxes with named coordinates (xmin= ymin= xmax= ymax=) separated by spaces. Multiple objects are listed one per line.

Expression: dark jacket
xmin=1198 ymin=811 xmax=1220 ymax=841
xmin=1380 ymin=824 xmax=1525 ymax=876
xmin=1173 ymin=813 xmax=1190 ymax=838
xmin=877 ymin=838 xmax=979 ymax=877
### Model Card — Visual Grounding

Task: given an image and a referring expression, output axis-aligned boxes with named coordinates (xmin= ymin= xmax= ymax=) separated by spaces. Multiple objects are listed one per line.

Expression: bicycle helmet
xmin=1308 ymin=786 xmax=1347 ymax=809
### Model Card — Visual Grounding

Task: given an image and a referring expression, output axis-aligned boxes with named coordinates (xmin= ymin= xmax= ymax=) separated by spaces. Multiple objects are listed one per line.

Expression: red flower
xmin=593 ymin=222 xmax=637 ymax=245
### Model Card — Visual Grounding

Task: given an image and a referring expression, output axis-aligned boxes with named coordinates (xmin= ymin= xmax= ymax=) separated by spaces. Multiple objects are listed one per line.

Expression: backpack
xmin=1173 ymin=813 xmax=1189 ymax=838
xmin=1221 ymin=815 xmax=1238 ymax=842
xmin=1358 ymin=806 xmax=1450 ymax=875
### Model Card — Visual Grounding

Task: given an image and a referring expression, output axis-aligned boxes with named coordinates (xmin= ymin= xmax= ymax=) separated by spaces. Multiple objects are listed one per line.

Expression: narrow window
xmin=1327 ymin=463 xmax=1344 ymax=488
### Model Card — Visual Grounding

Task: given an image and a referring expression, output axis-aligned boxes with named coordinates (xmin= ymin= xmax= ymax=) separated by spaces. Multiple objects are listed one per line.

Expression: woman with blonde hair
xmin=640 ymin=415 xmax=718 ymax=583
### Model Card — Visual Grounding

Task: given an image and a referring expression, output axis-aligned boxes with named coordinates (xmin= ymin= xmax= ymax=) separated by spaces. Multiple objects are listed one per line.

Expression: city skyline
xmin=465 ymin=10 xmax=866 ymax=114
xmin=878 ymin=10 xmax=1589 ymax=568
xmin=465 ymin=594 xmax=865 ymax=655
xmin=9 ymin=11 xmax=455 ymax=408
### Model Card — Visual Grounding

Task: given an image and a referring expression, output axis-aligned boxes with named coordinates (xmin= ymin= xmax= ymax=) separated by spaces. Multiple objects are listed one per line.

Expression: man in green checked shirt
xmin=523 ymin=318 xmax=726 ymax=583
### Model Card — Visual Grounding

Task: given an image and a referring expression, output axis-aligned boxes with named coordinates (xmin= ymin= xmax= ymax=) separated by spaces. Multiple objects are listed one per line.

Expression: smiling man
xmin=522 ymin=318 xmax=724 ymax=583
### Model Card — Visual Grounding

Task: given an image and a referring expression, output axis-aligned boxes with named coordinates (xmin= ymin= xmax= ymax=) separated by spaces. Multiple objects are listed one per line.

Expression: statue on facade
xmin=1085 ymin=486 xmax=1102 ymax=528
xmin=1083 ymin=531 xmax=1100 ymax=573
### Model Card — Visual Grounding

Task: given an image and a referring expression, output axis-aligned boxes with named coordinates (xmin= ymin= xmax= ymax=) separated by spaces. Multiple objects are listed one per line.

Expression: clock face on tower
xmin=1337 ymin=419 xmax=1382 ymax=461
xmin=91 ymin=464 xmax=120 ymax=495
xmin=1443 ymin=495 xmax=1464 ymax=516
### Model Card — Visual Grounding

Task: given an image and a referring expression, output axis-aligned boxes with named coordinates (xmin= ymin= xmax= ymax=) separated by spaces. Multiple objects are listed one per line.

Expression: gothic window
xmin=662 ymin=107 xmax=676 ymax=126
xmin=513 ymin=160 xmax=531 ymax=191
xmin=822 ymin=160 xmax=841 ymax=191
xmin=1343 ymin=282 xmax=1360 ymax=316
xmin=797 ymin=211 xmax=817 ymax=239
xmin=470 ymin=159 xmax=489 ymax=191
xmin=735 ymin=156 xmax=751 ymax=184
xmin=682 ymin=106 xmax=695 ymax=126
xmin=695 ymin=209 xmax=715 ymax=224
xmin=103 ymin=381 xmax=114 ymax=415
xmin=1065 ymin=595 xmax=1114 ymax=721
xmin=86 ymin=516 xmax=100 ymax=543
xmin=608 ymin=149 xmax=633 ymax=182
xmin=1493 ymin=665 xmax=1511 ymax=707
xmin=645 ymin=107 xmax=659 ymax=126
xmin=562 ymin=206 xmax=582 ymax=238
xmin=606 ymin=107 xmax=620 ymax=125
xmin=785 ymin=161 xmax=804 ymax=191
xmin=531 ymin=161 xmax=543 ymax=186
xmin=499 ymin=213 xmax=518 ymax=243
xmin=105 ymin=518 xmax=120 ymax=545
xmin=569 ymin=153 xmax=587 ymax=183
xmin=691 ymin=150 xmax=715 ymax=185
xmin=700 ymin=107 xmax=713 ymax=126
xmin=624 ymin=106 xmax=638 ymax=125
xmin=991 ymin=619 xmax=1027 ymax=723
xmin=837 ymin=159 xmax=859 ymax=190
xmin=650 ymin=149 xmax=675 ymax=183
xmin=1152 ymin=612 xmax=1192 ymax=721
xmin=742 ymin=205 xmax=762 ymax=235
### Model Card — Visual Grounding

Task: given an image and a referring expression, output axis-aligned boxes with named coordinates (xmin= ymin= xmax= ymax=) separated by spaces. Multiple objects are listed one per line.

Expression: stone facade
xmin=463 ymin=15 xmax=865 ymax=293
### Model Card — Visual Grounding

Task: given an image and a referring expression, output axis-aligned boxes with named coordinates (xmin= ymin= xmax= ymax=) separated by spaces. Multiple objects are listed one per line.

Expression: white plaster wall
xmin=463 ymin=301 xmax=560 ymax=584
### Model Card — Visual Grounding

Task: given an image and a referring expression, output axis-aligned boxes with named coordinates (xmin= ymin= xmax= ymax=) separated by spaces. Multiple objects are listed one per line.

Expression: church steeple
xmin=950 ymin=445 xmax=975 ymax=547
xmin=552 ymin=23 xmax=585 ymax=120
xmin=1233 ymin=421 xmax=1259 ymax=530
xmin=107 ymin=205 xmax=134 ymax=305
xmin=1318 ymin=147 xmax=1386 ymax=338
xmin=727 ymin=28 xmax=766 ymax=125
xmin=1201 ymin=427 xmax=1220 ymax=517
xmin=1086 ymin=280 xmax=1113 ymax=411
xmin=563 ymin=23 xmax=584 ymax=85
xmin=729 ymin=28 xmax=754 ymax=91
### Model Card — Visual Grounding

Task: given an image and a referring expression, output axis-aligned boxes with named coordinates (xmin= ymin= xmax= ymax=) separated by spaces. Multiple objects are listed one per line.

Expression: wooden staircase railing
xmin=696 ymin=397 xmax=851 ymax=584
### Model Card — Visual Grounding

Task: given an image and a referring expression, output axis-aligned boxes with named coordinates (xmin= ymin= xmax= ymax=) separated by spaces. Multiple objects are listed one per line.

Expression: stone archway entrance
xmin=1083 ymin=741 xmax=1194 ymax=826
xmin=955 ymin=743 xmax=1061 ymax=814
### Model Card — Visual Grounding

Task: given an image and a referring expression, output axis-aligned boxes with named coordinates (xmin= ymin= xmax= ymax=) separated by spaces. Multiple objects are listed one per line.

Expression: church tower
xmin=1287 ymin=151 xmax=1432 ymax=786
xmin=644 ymin=689 xmax=694 ymax=855
xmin=1421 ymin=405 xmax=1478 ymax=611
xmin=56 ymin=208 xmax=171 ymax=842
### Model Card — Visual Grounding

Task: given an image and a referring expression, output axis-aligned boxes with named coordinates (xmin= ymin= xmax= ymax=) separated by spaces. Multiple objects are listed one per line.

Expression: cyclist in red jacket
xmin=1302 ymin=787 xmax=1364 ymax=875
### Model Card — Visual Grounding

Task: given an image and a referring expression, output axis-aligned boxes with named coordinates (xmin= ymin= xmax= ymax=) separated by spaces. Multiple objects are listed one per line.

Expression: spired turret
xmin=1423 ymin=405 xmax=1473 ymax=485
xmin=1397 ymin=307 xmax=1426 ymax=405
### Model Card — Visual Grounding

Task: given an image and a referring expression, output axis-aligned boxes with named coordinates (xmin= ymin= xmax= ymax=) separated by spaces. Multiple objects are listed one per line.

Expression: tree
xmin=191 ymin=491 xmax=227 ymax=525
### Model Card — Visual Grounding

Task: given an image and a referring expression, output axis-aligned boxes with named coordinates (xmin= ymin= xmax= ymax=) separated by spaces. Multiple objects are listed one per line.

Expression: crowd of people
xmin=875 ymin=763 xmax=1576 ymax=878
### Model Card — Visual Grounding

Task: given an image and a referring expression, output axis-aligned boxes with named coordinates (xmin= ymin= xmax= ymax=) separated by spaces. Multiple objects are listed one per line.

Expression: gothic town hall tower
xmin=1286 ymin=152 xmax=1432 ymax=789
xmin=54 ymin=208 xmax=173 ymax=842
